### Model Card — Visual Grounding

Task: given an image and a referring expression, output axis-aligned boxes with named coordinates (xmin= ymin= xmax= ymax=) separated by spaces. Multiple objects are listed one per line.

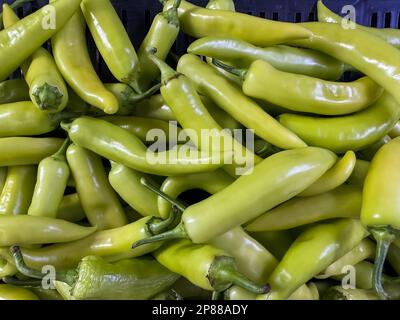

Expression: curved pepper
xmin=245 ymin=184 xmax=361 ymax=232
xmin=2 ymin=5 xmax=68 ymax=113
xmin=0 ymin=79 xmax=29 ymax=104
xmin=0 ymin=137 xmax=63 ymax=167
xmin=215 ymin=59 xmax=383 ymax=116
xmin=0 ymin=0 xmax=82 ymax=81
xmin=0 ymin=215 xmax=96 ymax=246
xmin=153 ymin=239 xmax=269 ymax=294
xmin=177 ymin=54 xmax=306 ymax=149
xmin=188 ymin=36 xmax=346 ymax=80
xmin=0 ymin=102 xmax=77 ymax=138
xmin=12 ymin=250 xmax=179 ymax=300
xmin=0 ymin=165 xmax=36 ymax=216
xmin=299 ymin=151 xmax=356 ymax=197
xmin=389 ymin=122 xmax=400 ymax=139
xmin=133 ymin=147 xmax=336 ymax=246
xmin=317 ymin=0 xmax=400 ymax=48
xmin=0 ymin=0 xmax=34 ymax=30
xmin=108 ymin=162 xmax=159 ymax=218
xmin=257 ymin=219 xmax=368 ymax=300
xmin=0 ymin=284 xmax=38 ymax=300
xmin=279 ymin=92 xmax=400 ymax=153
xmin=28 ymin=139 xmax=70 ymax=218
xmin=51 ymin=9 xmax=119 ymax=114
xmin=289 ymin=22 xmax=400 ymax=105
xmin=162 ymin=0 xmax=312 ymax=46
xmin=57 ymin=193 xmax=86 ymax=223
xmin=361 ymin=137 xmax=400 ymax=299
xmin=81 ymin=0 xmax=140 ymax=93
xmin=347 ymin=159 xmax=370 ymax=187
xmin=66 ymin=144 xmax=127 ymax=230
xmin=63 ymin=117 xmax=225 ymax=176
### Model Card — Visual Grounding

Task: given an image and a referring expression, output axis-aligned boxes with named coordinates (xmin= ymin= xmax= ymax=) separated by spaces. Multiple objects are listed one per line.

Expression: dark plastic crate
xmin=2 ymin=0 xmax=400 ymax=81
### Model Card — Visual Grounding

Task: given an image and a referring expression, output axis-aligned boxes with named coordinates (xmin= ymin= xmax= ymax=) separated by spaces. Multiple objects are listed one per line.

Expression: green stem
xmin=31 ymin=83 xmax=63 ymax=111
xmin=131 ymin=223 xmax=188 ymax=249
xmin=60 ymin=121 xmax=72 ymax=133
xmin=161 ymin=0 xmax=182 ymax=27
xmin=208 ymin=256 xmax=271 ymax=294
xmin=126 ymin=83 xmax=162 ymax=105
xmin=147 ymin=206 xmax=182 ymax=235
xmin=140 ymin=177 xmax=188 ymax=212
xmin=148 ymin=50 xmax=181 ymax=85
xmin=51 ymin=137 xmax=70 ymax=161
xmin=10 ymin=245 xmax=76 ymax=286
xmin=370 ymin=228 xmax=396 ymax=300
xmin=2 ymin=276 xmax=42 ymax=287
xmin=211 ymin=59 xmax=247 ymax=79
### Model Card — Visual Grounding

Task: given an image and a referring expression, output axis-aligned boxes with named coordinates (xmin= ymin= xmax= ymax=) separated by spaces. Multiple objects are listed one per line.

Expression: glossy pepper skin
xmin=66 ymin=144 xmax=127 ymax=230
xmin=246 ymin=185 xmax=361 ymax=232
xmin=108 ymin=162 xmax=159 ymax=218
xmin=361 ymin=137 xmax=400 ymax=299
xmin=257 ymin=219 xmax=368 ymax=300
xmin=162 ymin=0 xmax=312 ymax=46
xmin=188 ymin=37 xmax=346 ymax=81
xmin=290 ymin=22 xmax=400 ymax=105
xmin=0 ymin=165 xmax=36 ymax=216
xmin=299 ymin=151 xmax=356 ymax=197
xmin=206 ymin=0 xmax=235 ymax=11
xmin=0 ymin=137 xmax=63 ymax=167
xmin=248 ymin=231 xmax=293 ymax=261
xmin=81 ymin=0 xmax=140 ymax=93
xmin=63 ymin=117 xmax=225 ymax=176
xmin=134 ymin=147 xmax=336 ymax=246
xmin=389 ymin=122 xmax=400 ymax=139
xmin=0 ymin=215 xmax=96 ymax=246
xmin=2 ymin=5 xmax=68 ymax=113
xmin=176 ymin=54 xmax=306 ymax=150
xmin=0 ymin=0 xmax=34 ymax=29
xmin=27 ymin=139 xmax=70 ymax=218
xmin=317 ymin=0 xmax=400 ymax=48
xmin=51 ymin=9 xmax=119 ymax=115
xmin=153 ymin=239 xmax=269 ymax=293
xmin=235 ymin=60 xmax=383 ymax=116
xmin=279 ymin=92 xmax=400 ymax=153
xmin=0 ymin=79 xmax=29 ymax=104
xmin=0 ymin=284 xmax=38 ymax=300
xmin=137 ymin=0 xmax=181 ymax=91
xmin=57 ymin=193 xmax=86 ymax=223
xmin=0 ymin=0 xmax=82 ymax=81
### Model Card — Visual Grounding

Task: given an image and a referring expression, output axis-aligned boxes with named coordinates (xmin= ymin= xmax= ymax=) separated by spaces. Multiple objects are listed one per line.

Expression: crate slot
xmin=295 ymin=12 xmax=302 ymax=23
xmin=272 ymin=12 xmax=279 ymax=21
xmin=385 ymin=12 xmax=392 ymax=28
xmin=370 ymin=12 xmax=378 ymax=27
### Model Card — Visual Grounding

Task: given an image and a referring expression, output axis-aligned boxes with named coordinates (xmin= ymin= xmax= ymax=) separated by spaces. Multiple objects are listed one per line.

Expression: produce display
xmin=1 ymin=0 xmax=400 ymax=301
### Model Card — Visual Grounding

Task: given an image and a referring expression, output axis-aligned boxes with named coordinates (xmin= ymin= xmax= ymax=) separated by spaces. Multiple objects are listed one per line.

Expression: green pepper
xmin=389 ymin=122 xmax=400 ymax=139
xmin=0 ymin=138 xmax=63 ymax=167
xmin=28 ymin=139 xmax=70 ymax=218
xmin=247 ymin=230 xmax=294 ymax=260
xmin=206 ymin=0 xmax=235 ymax=11
xmin=0 ymin=0 xmax=34 ymax=30
xmin=0 ymin=0 xmax=82 ymax=81
xmin=51 ymin=9 xmax=119 ymax=115
xmin=137 ymin=0 xmax=181 ymax=91
xmin=361 ymin=137 xmax=400 ymax=299
xmin=188 ymin=37 xmax=347 ymax=81
xmin=347 ymin=159 xmax=370 ymax=187
xmin=30 ymin=287 xmax=63 ymax=300
xmin=153 ymin=239 xmax=269 ymax=294
xmin=176 ymin=54 xmax=306 ymax=149
xmin=0 ymin=284 xmax=38 ymax=300
xmin=245 ymin=185 xmax=361 ymax=232
xmin=63 ymin=117 xmax=225 ymax=176
xmin=81 ymin=0 xmax=141 ymax=93
xmin=108 ymin=162 xmax=160 ymax=218
xmin=279 ymin=92 xmax=400 ymax=153
xmin=56 ymin=194 xmax=85 ymax=223
xmin=322 ymin=287 xmax=380 ymax=301
xmin=162 ymin=0 xmax=312 ymax=46
xmin=213 ymin=59 xmax=383 ymax=116
xmin=0 ymin=165 xmax=36 ymax=216
xmin=0 ymin=167 xmax=6 ymax=193
xmin=316 ymin=238 xmax=375 ymax=279
xmin=289 ymin=22 xmax=400 ymax=105
xmin=171 ymin=277 xmax=211 ymax=300
xmin=0 ymin=79 xmax=29 ymax=104
xmin=133 ymin=147 xmax=336 ymax=246
xmin=0 ymin=215 xmax=96 ymax=246
xmin=317 ymin=1 xmax=400 ymax=48
xmin=257 ymin=219 xmax=368 ymax=300
xmin=298 ymin=151 xmax=356 ymax=197
xmin=66 ymin=144 xmax=127 ymax=230
xmin=358 ymin=136 xmax=391 ymax=161
xmin=11 ymin=248 xmax=179 ymax=300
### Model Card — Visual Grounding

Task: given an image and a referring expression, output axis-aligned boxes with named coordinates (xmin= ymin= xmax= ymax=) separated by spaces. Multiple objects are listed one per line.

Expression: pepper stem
xmin=161 ymin=0 xmax=181 ymax=27
xmin=211 ymin=59 xmax=247 ymax=79
xmin=51 ymin=137 xmax=70 ymax=161
xmin=148 ymin=49 xmax=181 ymax=85
xmin=126 ymin=83 xmax=162 ymax=105
xmin=370 ymin=228 xmax=396 ymax=300
xmin=140 ymin=177 xmax=188 ymax=212
xmin=147 ymin=206 xmax=182 ymax=235
xmin=10 ymin=245 xmax=76 ymax=286
xmin=208 ymin=256 xmax=271 ymax=294
xmin=2 ymin=276 xmax=42 ymax=287
xmin=31 ymin=83 xmax=63 ymax=112
xmin=131 ymin=223 xmax=187 ymax=249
